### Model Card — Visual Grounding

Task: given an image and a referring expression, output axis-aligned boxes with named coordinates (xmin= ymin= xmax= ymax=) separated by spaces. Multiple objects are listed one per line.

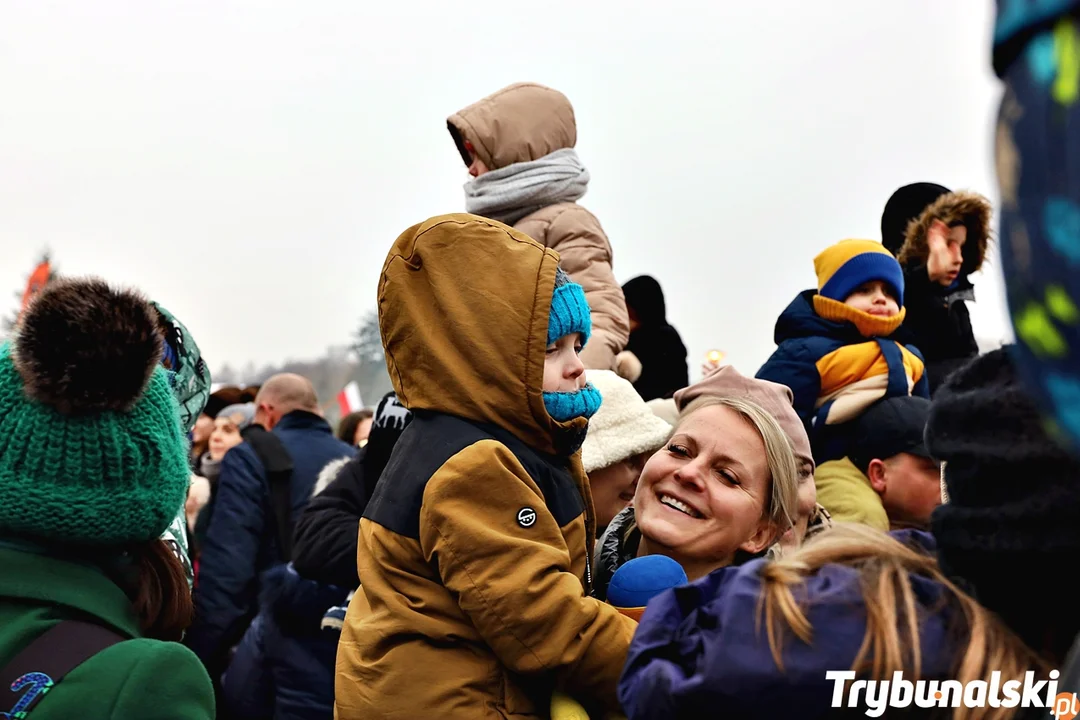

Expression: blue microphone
xmin=607 ymin=555 xmax=688 ymax=620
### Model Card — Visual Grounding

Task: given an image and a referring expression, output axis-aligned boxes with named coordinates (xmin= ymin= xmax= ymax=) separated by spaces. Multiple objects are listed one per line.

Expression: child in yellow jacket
xmin=756 ymin=239 xmax=930 ymax=463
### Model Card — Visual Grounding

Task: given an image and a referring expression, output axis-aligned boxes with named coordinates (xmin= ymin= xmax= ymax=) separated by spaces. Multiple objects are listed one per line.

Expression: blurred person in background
xmin=618 ymin=275 xmax=689 ymax=401
xmin=336 ymin=408 xmax=373 ymax=447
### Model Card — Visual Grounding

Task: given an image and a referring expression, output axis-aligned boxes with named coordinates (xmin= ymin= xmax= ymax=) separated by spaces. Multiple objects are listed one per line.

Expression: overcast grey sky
xmin=1 ymin=0 xmax=1009 ymax=382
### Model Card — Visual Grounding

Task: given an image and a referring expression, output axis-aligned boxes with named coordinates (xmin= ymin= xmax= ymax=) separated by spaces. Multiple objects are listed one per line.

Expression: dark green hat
xmin=0 ymin=278 xmax=191 ymax=546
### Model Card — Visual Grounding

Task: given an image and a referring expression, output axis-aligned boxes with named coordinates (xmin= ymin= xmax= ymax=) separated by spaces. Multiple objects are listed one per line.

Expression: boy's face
xmin=926 ymin=220 xmax=966 ymax=286
xmin=843 ymin=280 xmax=899 ymax=317
xmin=465 ymin=143 xmax=489 ymax=178
xmin=543 ymin=333 xmax=586 ymax=394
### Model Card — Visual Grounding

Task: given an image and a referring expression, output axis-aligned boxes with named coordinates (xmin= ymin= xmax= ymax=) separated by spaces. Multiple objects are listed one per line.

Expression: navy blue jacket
xmin=187 ymin=411 xmax=356 ymax=671
xmin=222 ymin=564 xmax=348 ymax=720
xmin=618 ymin=531 xmax=962 ymax=719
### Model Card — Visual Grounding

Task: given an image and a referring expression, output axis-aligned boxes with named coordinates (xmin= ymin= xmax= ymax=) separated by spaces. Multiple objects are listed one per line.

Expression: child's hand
xmin=701 ymin=350 xmax=725 ymax=378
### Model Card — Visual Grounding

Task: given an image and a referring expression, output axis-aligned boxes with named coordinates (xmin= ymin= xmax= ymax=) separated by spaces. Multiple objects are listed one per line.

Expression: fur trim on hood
xmin=313 ymin=456 xmax=350 ymax=498
xmin=897 ymin=191 xmax=993 ymax=275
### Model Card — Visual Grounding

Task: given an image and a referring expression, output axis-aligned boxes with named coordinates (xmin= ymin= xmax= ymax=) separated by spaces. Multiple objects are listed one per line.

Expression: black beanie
xmin=881 ymin=182 xmax=951 ymax=257
xmin=928 ymin=347 xmax=1080 ymax=660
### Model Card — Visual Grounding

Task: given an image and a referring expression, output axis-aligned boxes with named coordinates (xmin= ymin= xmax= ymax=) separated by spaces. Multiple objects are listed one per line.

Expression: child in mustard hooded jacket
xmin=334 ymin=214 xmax=636 ymax=719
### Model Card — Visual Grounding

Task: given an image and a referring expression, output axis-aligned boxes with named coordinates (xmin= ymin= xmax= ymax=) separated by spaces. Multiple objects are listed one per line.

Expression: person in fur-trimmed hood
xmin=881 ymin=183 xmax=993 ymax=394
xmin=447 ymin=82 xmax=630 ymax=371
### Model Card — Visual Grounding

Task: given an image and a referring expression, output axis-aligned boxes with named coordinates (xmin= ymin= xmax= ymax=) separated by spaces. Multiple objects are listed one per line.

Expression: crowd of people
xmin=3 ymin=4 xmax=1080 ymax=718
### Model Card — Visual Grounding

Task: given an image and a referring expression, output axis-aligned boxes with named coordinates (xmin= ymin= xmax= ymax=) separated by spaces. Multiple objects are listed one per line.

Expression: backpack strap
xmin=0 ymin=621 xmax=124 ymax=719
xmin=241 ymin=426 xmax=295 ymax=561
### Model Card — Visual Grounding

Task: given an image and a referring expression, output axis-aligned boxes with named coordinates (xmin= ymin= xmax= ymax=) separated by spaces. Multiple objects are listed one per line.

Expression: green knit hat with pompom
xmin=0 ymin=278 xmax=191 ymax=546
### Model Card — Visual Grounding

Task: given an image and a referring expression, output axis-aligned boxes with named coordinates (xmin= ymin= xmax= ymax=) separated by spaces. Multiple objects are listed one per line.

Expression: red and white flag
xmin=337 ymin=381 xmax=363 ymax=417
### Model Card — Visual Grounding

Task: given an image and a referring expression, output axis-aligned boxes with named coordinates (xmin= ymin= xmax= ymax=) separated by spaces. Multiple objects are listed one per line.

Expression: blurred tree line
xmin=214 ymin=311 xmax=392 ymax=425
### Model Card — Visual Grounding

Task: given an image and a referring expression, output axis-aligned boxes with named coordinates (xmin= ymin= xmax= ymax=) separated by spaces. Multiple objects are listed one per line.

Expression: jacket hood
xmin=260 ymin=564 xmax=349 ymax=633
xmin=897 ymin=191 xmax=993 ymax=276
xmin=379 ymin=213 xmax=587 ymax=455
xmin=448 ymin=82 xmax=576 ymax=171
xmin=880 ymin=182 xmax=951 ymax=257
xmin=313 ymin=456 xmax=350 ymax=498
xmin=772 ymin=290 xmax=867 ymax=346
xmin=622 ymin=275 xmax=667 ymax=325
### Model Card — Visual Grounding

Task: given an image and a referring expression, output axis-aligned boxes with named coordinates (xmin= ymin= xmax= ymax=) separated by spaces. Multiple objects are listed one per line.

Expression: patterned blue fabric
xmin=997 ymin=19 xmax=1080 ymax=450
xmin=993 ymin=0 xmax=1080 ymax=75
xmin=543 ymin=383 xmax=602 ymax=422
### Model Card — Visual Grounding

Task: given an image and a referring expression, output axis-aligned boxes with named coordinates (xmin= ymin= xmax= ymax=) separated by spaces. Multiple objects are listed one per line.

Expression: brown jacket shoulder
xmin=517 ymin=202 xmax=630 ymax=370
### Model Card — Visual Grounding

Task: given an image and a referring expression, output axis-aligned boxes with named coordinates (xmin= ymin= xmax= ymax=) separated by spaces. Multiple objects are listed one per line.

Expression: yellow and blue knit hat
xmin=544 ymin=268 xmax=601 ymax=422
xmin=814 ymin=239 xmax=904 ymax=305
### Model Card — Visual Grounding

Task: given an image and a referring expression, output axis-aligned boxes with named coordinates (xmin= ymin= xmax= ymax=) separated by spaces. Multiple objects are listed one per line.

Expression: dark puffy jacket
xmin=186 ymin=411 xmax=356 ymax=674
xmin=292 ymin=451 xmax=370 ymax=589
xmin=893 ymin=270 xmax=979 ymax=395
xmin=222 ymin=564 xmax=349 ymax=720
xmin=592 ymin=506 xmax=640 ymax=602
xmin=619 ymin=531 xmax=962 ymax=719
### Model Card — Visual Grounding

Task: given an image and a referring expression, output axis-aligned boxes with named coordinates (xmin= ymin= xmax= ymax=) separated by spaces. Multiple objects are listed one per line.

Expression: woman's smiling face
xmin=634 ymin=403 xmax=776 ymax=576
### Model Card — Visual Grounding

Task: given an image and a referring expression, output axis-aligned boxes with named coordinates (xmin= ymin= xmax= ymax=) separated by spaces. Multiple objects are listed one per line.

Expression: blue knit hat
xmin=548 ymin=267 xmax=592 ymax=347
xmin=544 ymin=268 xmax=602 ymax=423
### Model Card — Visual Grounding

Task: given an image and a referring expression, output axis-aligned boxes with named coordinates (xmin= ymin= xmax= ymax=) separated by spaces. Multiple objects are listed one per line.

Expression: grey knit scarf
xmin=464 ymin=147 xmax=589 ymax=226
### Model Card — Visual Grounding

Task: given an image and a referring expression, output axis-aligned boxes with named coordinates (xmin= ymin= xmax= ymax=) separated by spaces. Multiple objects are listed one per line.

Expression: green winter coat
xmin=0 ymin=542 xmax=215 ymax=719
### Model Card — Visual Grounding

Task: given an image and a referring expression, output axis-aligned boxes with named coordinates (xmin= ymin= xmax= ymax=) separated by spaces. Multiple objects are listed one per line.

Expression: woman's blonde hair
xmin=679 ymin=395 xmax=798 ymax=536
xmin=757 ymin=523 xmax=1046 ymax=720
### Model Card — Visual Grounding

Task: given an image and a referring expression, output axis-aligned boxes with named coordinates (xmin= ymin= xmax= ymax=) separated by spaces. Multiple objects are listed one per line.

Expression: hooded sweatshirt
xmin=621 ymin=275 xmax=689 ymax=401
xmin=448 ymin=83 xmax=630 ymax=371
xmin=334 ymin=214 xmax=636 ymax=719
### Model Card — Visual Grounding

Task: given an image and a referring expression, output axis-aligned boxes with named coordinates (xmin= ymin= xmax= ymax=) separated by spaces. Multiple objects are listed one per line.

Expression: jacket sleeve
xmin=187 ymin=445 xmax=267 ymax=670
xmin=619 ymin=563 xmax=870 ymax=719
xmin=292 ymin=458 xmax=366 ymax=588
xmin=419 ymin=440 xmax=637 ymax=712
xmin=755 ymin=340 xmax=822 ymax=429
xmin=111 ymin=640 xmax=216 ymax=719
xmin=221 ymin=613 xmax=274 ymax=719
xmin=547 ymin=206 xmax=630 ymax=371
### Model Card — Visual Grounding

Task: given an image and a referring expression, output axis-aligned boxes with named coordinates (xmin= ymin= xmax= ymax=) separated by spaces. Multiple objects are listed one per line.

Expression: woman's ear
xmin=739 ymin=518 xmax=779 ymax=556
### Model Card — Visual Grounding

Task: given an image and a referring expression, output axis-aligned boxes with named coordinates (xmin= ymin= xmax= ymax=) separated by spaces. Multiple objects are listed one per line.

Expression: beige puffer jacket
xmin=448 ymin=83 xmax=630 ymax=370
